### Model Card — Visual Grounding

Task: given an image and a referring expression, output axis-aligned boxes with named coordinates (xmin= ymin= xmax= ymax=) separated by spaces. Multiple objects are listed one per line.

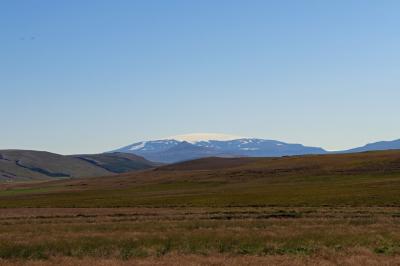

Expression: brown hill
xmin=0 ymin=150 xmax=158 ymax=182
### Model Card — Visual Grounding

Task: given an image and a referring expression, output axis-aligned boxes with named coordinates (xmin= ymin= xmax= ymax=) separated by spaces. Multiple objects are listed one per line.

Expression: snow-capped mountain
xmin=120 ymin=139 xmax=180 ymax=153
xmin=170 ymin=133 xmax=241 ymax=143
xmin=112 ymin=133 xmax=327 ymax=163
xmin=194 ymin=139 xmax=325 ymax=157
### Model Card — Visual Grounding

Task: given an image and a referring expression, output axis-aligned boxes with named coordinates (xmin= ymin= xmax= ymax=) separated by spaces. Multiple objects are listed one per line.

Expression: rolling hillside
xmin=0 ymin=150 xmax=158 ymax=182
xmin=1 ymin=150 xmax=400 ymax=207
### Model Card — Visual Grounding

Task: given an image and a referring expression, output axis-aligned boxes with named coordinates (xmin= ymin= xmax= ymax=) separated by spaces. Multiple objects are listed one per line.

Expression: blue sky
xmin=1 ymin=0 xmax=399 ymax=154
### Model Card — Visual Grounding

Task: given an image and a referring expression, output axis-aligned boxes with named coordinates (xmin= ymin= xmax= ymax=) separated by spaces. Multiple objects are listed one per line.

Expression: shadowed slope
xmin=0 ymin=150 xmax=158 ymax=182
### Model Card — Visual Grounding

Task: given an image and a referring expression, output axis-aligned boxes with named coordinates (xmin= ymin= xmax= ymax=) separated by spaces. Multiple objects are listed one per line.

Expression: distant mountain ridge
xmin=113 ymin=134 xmax=400 ymax=163
xmin=3 ymin=135 xmax=400 ymax=182
xmin=342 ymin=139 xmax=400 ymax=153
xmin=113 ymin=134 xmax=327 ymax=163
xmin=2 ymin=135 xmax=400 ymax=182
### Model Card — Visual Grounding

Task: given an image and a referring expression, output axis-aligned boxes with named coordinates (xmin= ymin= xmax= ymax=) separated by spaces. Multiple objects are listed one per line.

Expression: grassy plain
xmin=1 ymin=151 xmax=400 ymax=265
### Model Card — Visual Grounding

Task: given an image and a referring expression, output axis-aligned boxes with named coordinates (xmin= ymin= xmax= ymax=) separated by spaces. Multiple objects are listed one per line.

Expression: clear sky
xmin=1 ymin=0 xmax=399 ymax=154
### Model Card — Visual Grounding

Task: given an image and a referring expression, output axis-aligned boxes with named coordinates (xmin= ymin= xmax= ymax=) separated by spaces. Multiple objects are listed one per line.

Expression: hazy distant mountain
xmin=145 ymin=141 xmax=221 ymax=163
xmin=342 ymin=139 xmax=400 ymax=153
xmin=112 ymin=133 xmax=327 ymax=163
xmin=0 ymin=150 xmax=157 ymax=182
xmin=195 ymin=139 xmax=326 ymax=157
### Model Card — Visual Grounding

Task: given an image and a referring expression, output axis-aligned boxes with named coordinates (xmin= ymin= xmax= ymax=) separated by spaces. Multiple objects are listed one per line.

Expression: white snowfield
xmin=240 ymin=147 xmax=260 ymax=151
xmin=129 ymin=142 xmax=146 ymax=151
xmin=169 ymin=133 xmax=242 ymax=143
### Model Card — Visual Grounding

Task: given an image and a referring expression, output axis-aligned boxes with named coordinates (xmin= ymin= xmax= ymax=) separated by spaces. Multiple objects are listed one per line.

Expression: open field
xmin=1 ymin=207 xmax=400 ymax=265
xmin=1 ymin=151 xmax=400 ymax=264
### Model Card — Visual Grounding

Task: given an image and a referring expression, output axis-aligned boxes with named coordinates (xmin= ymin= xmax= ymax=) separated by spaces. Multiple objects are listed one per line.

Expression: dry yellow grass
xmin=1 ymin=207 xmax=400 ymax=265
xmin=2 ymin=252 xmax=400 ymax=266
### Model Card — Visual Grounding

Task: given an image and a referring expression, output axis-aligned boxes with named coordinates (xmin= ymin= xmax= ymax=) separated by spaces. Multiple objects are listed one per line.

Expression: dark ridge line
xmin=0 ymin=170 xmax=16 ymax=177
xmin=74 ymin=156 xmax=113 ymax=172
xmin=75 ymin=156 xmax=149 ymax=173
xmin=15 ymin=160 xmax=70 ymax=178
xmin=0 ymin=154 xmax=11 ymax=161
xmin=0 ymin=170 xmax=17 ymax=179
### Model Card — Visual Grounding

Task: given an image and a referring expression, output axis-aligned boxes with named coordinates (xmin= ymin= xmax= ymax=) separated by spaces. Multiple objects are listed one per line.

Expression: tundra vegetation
xmin=1 ymin=151 xmax=400 ymax=265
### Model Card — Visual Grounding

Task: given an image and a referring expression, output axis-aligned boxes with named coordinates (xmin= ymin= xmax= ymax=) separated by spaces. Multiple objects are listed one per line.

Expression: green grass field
xmin=1 ymin=173 xmax=399 ymax=208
